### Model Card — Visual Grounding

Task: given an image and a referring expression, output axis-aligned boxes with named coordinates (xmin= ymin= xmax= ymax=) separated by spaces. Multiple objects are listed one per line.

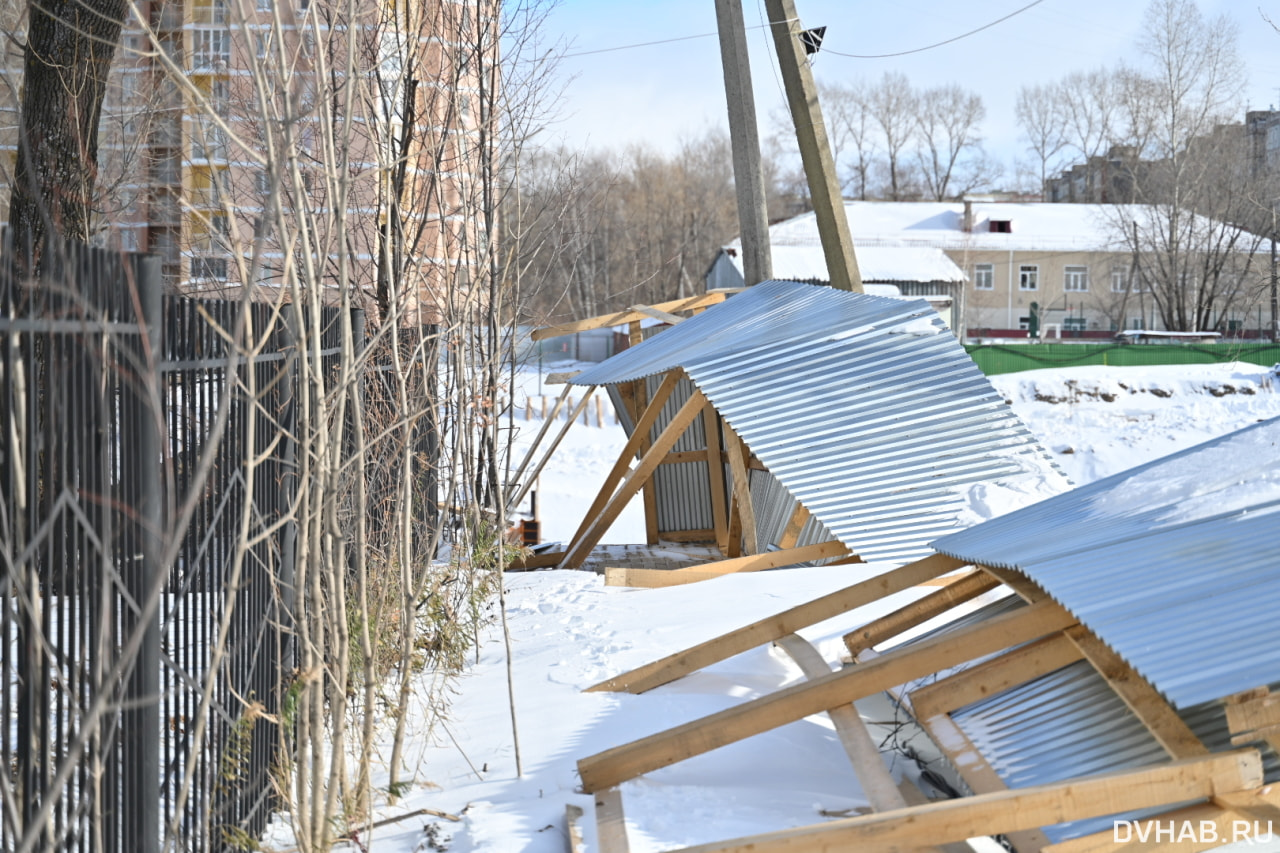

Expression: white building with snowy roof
xmin=707 ymin=200 xmax=1269 ymax=340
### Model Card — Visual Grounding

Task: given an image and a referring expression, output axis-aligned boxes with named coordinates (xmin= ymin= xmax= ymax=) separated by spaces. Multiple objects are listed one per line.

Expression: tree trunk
xmin=8 ymin=0 xmax=128 ymax=265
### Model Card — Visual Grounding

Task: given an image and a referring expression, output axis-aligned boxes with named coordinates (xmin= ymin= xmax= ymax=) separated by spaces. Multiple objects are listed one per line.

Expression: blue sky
xmin=540 ymin=0 xmax=1280 ymax=181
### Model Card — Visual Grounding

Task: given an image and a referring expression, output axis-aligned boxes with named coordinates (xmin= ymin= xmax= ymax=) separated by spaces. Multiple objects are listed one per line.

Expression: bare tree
xmin=1016 ymin=82 xmax=1069 ymax=191
xmin=867 ymin=71 xmax=918 ymax=201
xmin=914 ymin=84 xmax=991 ymax=200
xmin=1058 ymin=68 xmax=1123 ymax=161
xmin=821 ymin=79 xmax=876 ymax=200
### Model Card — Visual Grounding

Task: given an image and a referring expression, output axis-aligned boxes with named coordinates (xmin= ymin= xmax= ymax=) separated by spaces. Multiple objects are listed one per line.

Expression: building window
xmin=973 ymin=263 xmax=994 ymax=290
xmin=257 ymin=0 xmax=270 ymax=10
xmin=989 ymin=219 xmax=1012 ymax=234
xmin=1110 ymin=267 xmax=1129 ymax=292
xmin=193 ymin=29 xmax=230 ymax=67
xmin=120 ymin=229 xmax=139 ymax=252
xmin=255 ymin=171 xmax=271 ymax=195
xmin=1129 ymin=317 xmax=1146 ymax=330
xmin=1063 ymin=317 xmax=1087 ymax=332
xmin=1064 ymin=265 xmax=1089 ymax=292
xmin=192 ymin=256 xmax=229 ymax=281
xmin=1018 ymin=264 xmax=1038 ymax=291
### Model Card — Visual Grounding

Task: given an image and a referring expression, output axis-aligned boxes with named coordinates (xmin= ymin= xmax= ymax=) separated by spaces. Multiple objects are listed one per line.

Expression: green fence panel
xmin=963 ymin=343 xmax=1280 ymax=375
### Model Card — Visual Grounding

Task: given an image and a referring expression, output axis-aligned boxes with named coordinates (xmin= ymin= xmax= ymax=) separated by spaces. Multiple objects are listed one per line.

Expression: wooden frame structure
xmin=578 ymin=554 xmax=1280 ymax=852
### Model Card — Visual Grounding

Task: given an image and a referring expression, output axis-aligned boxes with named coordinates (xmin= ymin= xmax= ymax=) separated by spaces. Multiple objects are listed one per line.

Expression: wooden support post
xmin=702 ymin=403 xmax=730 ymax=554
xmin=565 ymin=804 xmax=586 ymax=853
xmin=843 ymin=571 xmax=1001 ymax=658
xmin=560 ymin=389 xmax=708 ymax=569
xmin=724 ymin=489 xmax=743 ymax=558
xmin=586 ymin=553 xmax=965 ymax=694
xmin=576 ymin=599 xmax=1077 ymax=792
xmin=506 ymin=383 xmax=574 ymax=498
xmin=602 ymin=540 xmax=849 ymax=588
xmin=773 ymin=634 xmax=907 ymax=813
xmin=665 ymin=751 xmax=1263 ymax=853
xmin=776 ymin=502 xmax=810 ymax=550
xmin=566 ymin=371 xmax=682 ymax=549
xmin=723 ymin=424 xmax=756 ymax=555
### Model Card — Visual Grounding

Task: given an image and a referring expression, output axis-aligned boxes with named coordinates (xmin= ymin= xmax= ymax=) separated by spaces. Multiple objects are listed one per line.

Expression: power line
xmin=562 ymin=26 xmax=767 ymax=59
xmin=560 ymin=1 xmax=1047 ymax=63
xmin=824 ymin=0 xmax=1049 ymax=59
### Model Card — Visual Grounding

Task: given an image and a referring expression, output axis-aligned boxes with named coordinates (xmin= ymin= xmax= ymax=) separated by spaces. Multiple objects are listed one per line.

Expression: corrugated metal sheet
xmin=899 ymin=599 xmax=1280 ymax=843
xmin=574 ymin=281 xmax=1059 ymax=563
xmin=932 ymin=417 xmax=1280 ymax=708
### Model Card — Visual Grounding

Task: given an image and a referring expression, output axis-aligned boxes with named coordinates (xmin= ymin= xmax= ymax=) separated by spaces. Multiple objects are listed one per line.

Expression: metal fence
xmin=964 ymin=341 xmax=1280 ymax=375
xmin=0 ymin=234 xmax=359 ymax=853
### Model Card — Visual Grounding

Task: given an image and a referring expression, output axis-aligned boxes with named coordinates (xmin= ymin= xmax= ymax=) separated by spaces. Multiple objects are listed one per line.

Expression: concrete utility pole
xmin=763 ymin=0 xmax=862 ymax=292
xmin=714 ymin=0 xmax=772 ymax=287
xmin=1272 ymin=205 xmax=1278 ymax=343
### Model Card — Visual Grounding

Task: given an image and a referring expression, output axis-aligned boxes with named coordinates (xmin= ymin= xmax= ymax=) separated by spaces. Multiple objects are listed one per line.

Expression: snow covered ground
xmin=266 ymin=361 xmax=1280 ymax=853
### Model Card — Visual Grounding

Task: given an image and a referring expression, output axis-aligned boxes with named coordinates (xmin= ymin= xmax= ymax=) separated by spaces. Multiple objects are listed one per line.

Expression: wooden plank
xmin=565 ymin=804 xmax=586 ymax=853
xmin=585 ymin=553 xmax=966 ymax=695
xmin=909 ymin=633 xmax=1085 ymax=721
xmin=546 ymin=370 xmax=582 ymax=385
xmin=660 ymin=449 xmax=725 ymax=466
xmin=561 ymin=389 xmax=707 ymax=568
xmin=605 ymin=568 xmax=735 ymax=589
xmin=565 ymin=371 xmax=683 ymax=554
xmin=723 ymin=424 xmax=756 ymax=556
xmin=773 ymin=634 xmax=906 ymax=813
xmin=576 ymin=598 xmax=1077 ymax=792
xmin=532 ymin=292 xmax=730 ymax=340
xmin=1064 ymin=625 xmax=1208 ymax=759
xmin=1226 ymin=689 xmax=1280 ymax=739
xmin=843 ymin=571 xmax=1002 ymax=658
xmin=636 ymin=374 xmax=660 ymax=546
xmin=665 ymin=751 xmax=1263 ymax=853
xmin=603 ymin=541 xmax=849 ymax=588
xmin=593 ymin=787 xmax=630 ymax=853
xmin=895 ymin=781 xmax=971 ymax=853
xmin=506 ymin=550 xmax=567 ymax=571
xmin=671 ymin=540 xmax=848 ymax=576
xmin=776 ymin=503 xmax=810 ymax=550
xmin=702 ymin=404 xmax=730 ymax=554
xmin=1044 ymin=786 xmax=1280 ymax=853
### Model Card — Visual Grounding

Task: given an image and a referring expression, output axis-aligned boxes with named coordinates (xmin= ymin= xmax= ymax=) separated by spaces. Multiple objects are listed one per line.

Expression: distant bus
xmin=1113 ymin=330 xmax=1222 ymax=344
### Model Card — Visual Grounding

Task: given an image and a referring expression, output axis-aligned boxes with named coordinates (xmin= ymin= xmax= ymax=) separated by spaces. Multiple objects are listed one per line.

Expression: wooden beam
xmin=723 ymin=424 xmax=756 ymax=556
xmin=565 ymin=371 xmax=683 ymax=552
xmin=576 ymin=598 xmax=1077 ymax=792
xmin=776 ymin=503 xmax=810 ymax=550
xmin=843 ymin=571 xmax=1002 ymax=658
xmin=724 ymin=488 xmax=743 ymax=558
xmin=1044 ymin=785 xmax=1280 ymax=853
xmin=660 ymin=449 xmax=725 ymax=466
xmin=561 ymin=389 xmax=708 ymax=569
xmin=593 ymin=787 xmax=630 ymax=853
xmin=586 ymin=553 xmax=964 ymax=694
xmin=532 ymin=293 xmax=730 ymax=340
xmin=702 ymin=404 xmax=730 ymax=554
xmin=672 ymin=540 xmax=848 ymax=576
xmin=505 ymin=383 xmax=573 ymax=496
xmin=895 ymin=781 xmax=972 ymax=853
xmin=665 ymin=751 xmax=1263 ymax=853
xmin=773 ymin=634 xmax=907 ymax=813
xmin=909 ymin=633 xmax=1085 ymax=721
xmin=602 ymin=541 xmax=850 ymax=589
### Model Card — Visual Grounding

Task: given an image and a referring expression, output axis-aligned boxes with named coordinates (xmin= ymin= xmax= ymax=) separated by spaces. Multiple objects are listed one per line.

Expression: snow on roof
xmin=572 ymin=281 xmax=1064 ymax=563
xmin=933 ymin=416 xmax=1280 ymax=708
xmin=720 ymin=243 xmax=966 ymax=284
xmin=730 ymin=201 xmax=1264 ymax=254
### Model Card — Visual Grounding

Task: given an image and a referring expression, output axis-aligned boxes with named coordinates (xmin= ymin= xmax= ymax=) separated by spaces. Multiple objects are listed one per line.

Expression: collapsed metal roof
xmin=572 ymin=280 xmax=1061 ymax=563
xmin=933 ymin=416 xmax=1280 ymax=708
